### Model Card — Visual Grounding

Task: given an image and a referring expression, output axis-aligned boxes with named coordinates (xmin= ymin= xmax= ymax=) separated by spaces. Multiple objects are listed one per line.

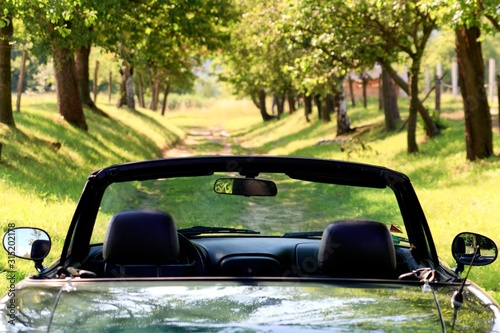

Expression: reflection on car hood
xmin=1 ymin=279 xmax=498 ymax=332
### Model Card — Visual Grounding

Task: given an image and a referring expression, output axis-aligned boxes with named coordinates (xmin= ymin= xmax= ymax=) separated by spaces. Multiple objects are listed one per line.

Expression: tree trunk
xmin=335 ymin=85 xmax=351 ymax=135
xmin=117 ymin=63 xmax=135 ymax=109
xmin=75 ymin=46 xmax=109 ymax=117
xmin=136 ymin=72 xmax=145 ymax=108
xmin=75 ymin=46 xmax=96 ymax=109
xmin=287 ymin=92 xmax=296 ymax=114
xmin=361 ymin=73 xmax=369 ymax=109
xmin=16 ymin=51 xmax=27 ymax=113
xmin=126 ymin=70 xmax=135 ymax=109
xmin=380 ymin=60 xmax=439 ymax=137
xmin=348 ymin=75 xmax=355 ymax=107
xmin=378 ymin=74 xmax=383 ymax=111
xmin=304 ymin=94 xmax=312 ymax=122
xmin=271 ymin=95 xmax=278 ymax=115
xmin=149 ymin=76 xmax=160 ymax=111
xmin=276 ymin=94 xmax=285 ymax=119
xmin=314 ymin=95 xmax=322 ymax=121
xmin=497 ymin=73 xmax=500 ymax=132
xmin=381 ymin=68 xmax=398 ymax=131
xmin=258 ymin=90 xmax=273 ymax=121
xmin=52 ymin=37 xmax=88 ymax=130
xmin=161 ymin=82 xmax=170 ymax=116
xmin=93 ymin=60 xmax=99 ymax=103
xmin=0 ymin=16 xmax=14 ymax=126
xmin=407 ymin=68 xmax=419 ymax=153
xmin=392 ymin=79 xmax=400 ymax=121
xmin=251 ymin=92 xmax=260 ymax=110
xmin=117 ymin=66 xmax=127 ymax=107
xmin=455 ymin=26 xmax=493 ymax=161
xmin=324 ymin=94 xmax=334 ymax=122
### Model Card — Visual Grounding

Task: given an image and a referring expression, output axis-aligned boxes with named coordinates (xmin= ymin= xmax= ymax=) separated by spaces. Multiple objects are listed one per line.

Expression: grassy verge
xmin=0 ymin=94 xmax=184 ymax=283
xmin=1 ymin=93 xmax=500 ymax=303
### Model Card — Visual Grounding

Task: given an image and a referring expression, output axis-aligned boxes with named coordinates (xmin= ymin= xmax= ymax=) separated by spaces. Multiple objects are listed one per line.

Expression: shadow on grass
xmin=0 ymin=103 xmax=181 ymax=202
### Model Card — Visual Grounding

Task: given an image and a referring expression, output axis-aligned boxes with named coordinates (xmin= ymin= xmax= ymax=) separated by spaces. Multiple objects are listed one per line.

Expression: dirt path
xmin=441 ymin=110 xmax=499 ymax=130
xmin=162 ymin=126 xmax=234 ymax=157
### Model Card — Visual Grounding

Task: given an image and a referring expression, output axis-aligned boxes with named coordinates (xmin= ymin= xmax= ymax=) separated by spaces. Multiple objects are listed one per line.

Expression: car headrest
xmin=103 ymin=210 xmax=180 ymax=265
xmin=318 ymin=220 xmax=396 ymax=279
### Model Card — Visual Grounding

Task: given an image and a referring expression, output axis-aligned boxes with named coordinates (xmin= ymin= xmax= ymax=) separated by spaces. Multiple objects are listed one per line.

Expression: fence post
xmin=435 ymin=74 xmax=441 ymax=113
xmin=425 ymin=65 xmax=430 ymax=94
xmin=497 ymin=73 xmax=500 ymax=132
xmin=452 ymin=61 xmax=458 ymax=99
xmin=489 ymin=59 xmax=496 ymax=102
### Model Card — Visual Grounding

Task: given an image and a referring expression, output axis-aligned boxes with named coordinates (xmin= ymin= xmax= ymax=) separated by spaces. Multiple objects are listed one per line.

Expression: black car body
xmin=2 ymin=156 xmax=499 ymax=332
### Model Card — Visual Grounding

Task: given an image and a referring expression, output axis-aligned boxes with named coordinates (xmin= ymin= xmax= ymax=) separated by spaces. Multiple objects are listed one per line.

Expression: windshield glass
xmin=91 ymin=173 xmax=408 ymax=245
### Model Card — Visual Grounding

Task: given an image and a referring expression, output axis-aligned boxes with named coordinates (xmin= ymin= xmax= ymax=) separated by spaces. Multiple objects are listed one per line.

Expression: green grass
xmin=0 ymin=94 xmax=185 ymax=280
xmin=1 ymin=93 xmax=500 ymax=303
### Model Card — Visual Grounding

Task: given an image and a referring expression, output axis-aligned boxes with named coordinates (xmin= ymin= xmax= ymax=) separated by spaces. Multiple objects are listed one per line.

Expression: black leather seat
xmin=318 ymin=220 xmax=397 ymax=279
xmin=103 ymin=210 xmax=182 ymax=277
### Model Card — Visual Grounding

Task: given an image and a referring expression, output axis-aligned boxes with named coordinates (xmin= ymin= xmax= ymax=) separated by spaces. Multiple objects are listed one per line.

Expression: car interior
xmin=81 ymin=209 xmax=419 ymax=280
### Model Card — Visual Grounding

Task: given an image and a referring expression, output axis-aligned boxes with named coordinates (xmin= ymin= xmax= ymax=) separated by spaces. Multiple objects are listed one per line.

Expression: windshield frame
xmin=59 ymin=156 xmax=437 ymax=268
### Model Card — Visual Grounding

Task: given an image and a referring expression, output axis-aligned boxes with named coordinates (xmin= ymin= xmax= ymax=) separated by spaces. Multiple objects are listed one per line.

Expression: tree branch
xmin=485 ymin=14 xmax=500 ymax=32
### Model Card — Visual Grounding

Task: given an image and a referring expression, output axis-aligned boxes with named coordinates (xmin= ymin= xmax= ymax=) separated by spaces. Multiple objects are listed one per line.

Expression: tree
xmin=75 ymin=45 xmax=109 ymax=117
xmin=98 ymin=0 xmax=236 ymax=112
xmin=440 ymin=0 xmax=499 ymax=161
xmin=11 ymin=0 xmax=100 ymax=130
xmin=0 ymin=13 xmax=15 ymax=127
xmin=218 ymin=0 xmax=302 ymax=121
xmin=345 ymin=0 xmax=440 ymax=153
xmin=455 ymin=26 xmax=492 ymax=160
xmin=381 ymin=68 xmax=400 ymax=131
xmin=51 ymin=25 xmax=88 ymax=130
xmin=281 ymin=0 xmax=371 ymax=133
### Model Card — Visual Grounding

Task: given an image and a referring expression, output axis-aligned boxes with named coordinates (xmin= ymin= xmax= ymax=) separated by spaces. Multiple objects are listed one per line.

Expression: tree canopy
xmin=1 ymin=0 xmax=498 ymax=160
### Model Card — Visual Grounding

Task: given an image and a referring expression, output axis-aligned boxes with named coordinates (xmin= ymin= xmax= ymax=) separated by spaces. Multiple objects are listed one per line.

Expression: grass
xmin=1 ymin=93 xmax=500 ymax=302
xmin=0 ymin=94 xmax=185 ymax=282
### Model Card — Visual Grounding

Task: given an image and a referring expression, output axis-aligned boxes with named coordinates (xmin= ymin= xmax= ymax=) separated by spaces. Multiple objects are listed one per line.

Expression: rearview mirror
xmin=214 ymin=178 xmax=277 ymax=196
xmin=452 ymin=232 xmax=497 ymax=266
xmin=3 ymin=227 xmax=51 ymax=261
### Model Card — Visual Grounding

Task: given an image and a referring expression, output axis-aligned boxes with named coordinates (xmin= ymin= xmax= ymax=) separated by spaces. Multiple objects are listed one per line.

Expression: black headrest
xmin=318 ymin=220 xmax=396 ymax=279
xmin=103 ymin=210 xmax=179 ymax=265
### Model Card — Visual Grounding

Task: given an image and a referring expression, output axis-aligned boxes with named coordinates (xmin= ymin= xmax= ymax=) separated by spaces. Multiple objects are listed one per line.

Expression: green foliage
xmin=216 ymin=0 xmax=296 ymax=99
xmin=438 ymin=0 xmax=500 ymax=32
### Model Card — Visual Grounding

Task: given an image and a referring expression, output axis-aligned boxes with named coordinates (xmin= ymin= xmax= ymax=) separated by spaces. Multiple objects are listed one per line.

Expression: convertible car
xmin=2 ymin=156 xmax=499 ymax=332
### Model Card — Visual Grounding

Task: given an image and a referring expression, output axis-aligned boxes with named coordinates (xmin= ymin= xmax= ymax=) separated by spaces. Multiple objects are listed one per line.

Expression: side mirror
xmin=3 ymin=227 xmax=51 ymax=271
xmin=452 ymin=232 xmax=497 ymax=267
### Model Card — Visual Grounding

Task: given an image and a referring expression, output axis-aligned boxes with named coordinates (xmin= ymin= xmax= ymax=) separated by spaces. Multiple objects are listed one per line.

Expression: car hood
xmin=2 ymin=279 xmax=499 ymax=332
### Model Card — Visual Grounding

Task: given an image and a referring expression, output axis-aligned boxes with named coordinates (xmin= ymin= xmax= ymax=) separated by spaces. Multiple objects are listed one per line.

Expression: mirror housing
xmin=3 ymin=227 xmax=51 ymax=271
xmin=214 ymin=178 xmax=278 ymax=197
xmin=452 ymin=232 xmax=497 ymax=267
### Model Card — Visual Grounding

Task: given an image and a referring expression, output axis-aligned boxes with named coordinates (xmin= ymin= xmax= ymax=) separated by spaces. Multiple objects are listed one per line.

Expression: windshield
xmin=91 ymin=173 xmax=408 ymax=245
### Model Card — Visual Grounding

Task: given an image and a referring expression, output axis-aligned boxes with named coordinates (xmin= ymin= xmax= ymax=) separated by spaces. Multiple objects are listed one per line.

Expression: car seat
xmin=318 ymin=219 xmax=397 ymax=279
xmin=103 ymin=209 xmax=184 ymax=277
